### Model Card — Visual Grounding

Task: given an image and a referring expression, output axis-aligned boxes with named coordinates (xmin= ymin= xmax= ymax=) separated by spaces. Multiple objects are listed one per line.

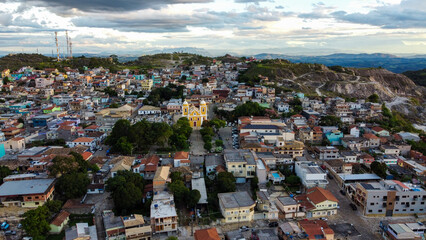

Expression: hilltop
xmin=125 ymin=53 xmax=213 ymax=68
xmin=238 ymin=59 xmax=426 ymax=121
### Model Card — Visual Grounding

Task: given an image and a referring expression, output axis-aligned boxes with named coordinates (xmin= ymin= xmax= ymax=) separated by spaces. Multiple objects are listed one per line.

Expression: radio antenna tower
xmin=55 ymin=32 xmax=60 ymax=61
xmin=69 ymin=37 xmax=73 ymax=59
xmin=66 ymin=31 xmax=69 ymax=58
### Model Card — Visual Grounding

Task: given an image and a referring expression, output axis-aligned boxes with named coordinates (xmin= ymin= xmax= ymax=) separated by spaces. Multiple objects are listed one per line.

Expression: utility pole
xmin=55 ymin=32 xmax=59 ymax=61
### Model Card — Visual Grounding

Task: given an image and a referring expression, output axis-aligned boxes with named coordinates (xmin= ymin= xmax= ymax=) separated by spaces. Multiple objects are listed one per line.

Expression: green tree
xmin=22 ymin=206 xmax=51 ymax=239
xmin=49 ymin=156 xmax=79 ymax=177
xmin=187 ymin=189 xmax=201 ymax=207
xmin=204 ymin=141 xmax=212 ymax=151
xmin=114 ymin=136 xmax=133 ymax=155
xmin=173 ymin=117 xmax=192 ymax=139
xmin=217 ymin=172 xmax=236 ymax=192
xmin=170 ymin=172 xmax=184 ymax=182
xmin=370 ymin=161 xmax=388 ymax=179
xmin=233 ymin=101 xmax=266 ymax=120
xmin=106 ymin=171 xmax=145 ymax=215
xmin=152 ymin=122 xmax=173 ymax=146
xmin=109 ymin=103 xmax=120 ymax=108
xmin=169 ymin=133 xmax=190 ymax=150
xmin=215 ymin=139 xmax=224 ymax=147
xmin=168 ymin=180 xmax=190 ymax=206
xmin=285 ymin=175 xmax=301 ymax=186
xmin=210 ymin=118 xmax=226 ymax=129
xmin=0 ymin=166 xmax=11 ymax=184
xmin=44 ymin=200 xmax=63 ymax=213
xmin=166 ymin=237 xmax=179 ymax=240
xmin=368 ymin=93 xmax=380 ymax=103
xmin=319 ymin=115 xmax=342 ymax=127
xmin=56 ymin=172 xmax=90 ymax=199
xmin=106 ymin=119 xmax=131 ymax=146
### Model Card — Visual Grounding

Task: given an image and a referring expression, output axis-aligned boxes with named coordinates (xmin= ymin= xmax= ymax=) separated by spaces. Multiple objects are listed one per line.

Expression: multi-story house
xmin=315 ymin=146 xmax=340 ymax=160
xmin=355 ymin=180 xmax=426 ymax=217
xmin=151 ymin=191 xmax=178 ymax=234
xmin=224 ymin=149 xmax=256 ymax=182
xmin=218 ymin=191 xmax=256 ymax=223
xmin=381 ymin=145 xmax=401 ymax=156
xmin=296 ymin=187 xmax=339 ymax=218
xmin=275 ymin=196 xmax=305 ymax=219
xmin=295 ymin=161 xmax=329 ymax=189
xmin=0 ymin=178 xmax=55 ymax=207
xmin=274 ymin=140 xmax=304 ymax=158
xmin=363 ymin=133 xmax=380 ymax=148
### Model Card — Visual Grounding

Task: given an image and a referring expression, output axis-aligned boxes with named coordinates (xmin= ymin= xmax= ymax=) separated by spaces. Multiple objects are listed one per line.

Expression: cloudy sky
xmin=0 ymin=0 xmax=425 ymax=56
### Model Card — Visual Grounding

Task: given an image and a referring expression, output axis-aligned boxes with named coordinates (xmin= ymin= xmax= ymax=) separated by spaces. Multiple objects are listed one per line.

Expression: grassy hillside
xmin=237 ymin=59 xmax=323 ymax=85
xmin=0 ymin=54 xmax=52 ymax=71
xmin=126 ymin=53 xmax=212 ymax=68
xmin=403 ymin=68 xmax=426 ymax=86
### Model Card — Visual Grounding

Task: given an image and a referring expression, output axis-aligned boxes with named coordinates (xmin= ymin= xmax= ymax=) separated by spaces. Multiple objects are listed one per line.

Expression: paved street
xmin=218 ymin=126 xmax=233 ymax=150
xmin=326 ymin=175 xmax=381 ymax=239
xmin=189 ymin=130 xmax=206 ymax=155
xmin=84 ymin=192 xmax=114 ymax=240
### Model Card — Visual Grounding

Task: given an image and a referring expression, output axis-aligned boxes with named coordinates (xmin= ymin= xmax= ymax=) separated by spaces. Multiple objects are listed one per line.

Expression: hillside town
xmin=0 ymin=57 xmax=424 ymax=240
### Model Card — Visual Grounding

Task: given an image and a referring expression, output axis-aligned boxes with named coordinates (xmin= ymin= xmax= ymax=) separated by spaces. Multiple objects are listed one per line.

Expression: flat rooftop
xmin=0 ymin=178 xmax=55 ymax=196
xmin=218 ymin=191 xmax=255 ymax=209
xmin=191 ymin=177 xmax=208 ymax=204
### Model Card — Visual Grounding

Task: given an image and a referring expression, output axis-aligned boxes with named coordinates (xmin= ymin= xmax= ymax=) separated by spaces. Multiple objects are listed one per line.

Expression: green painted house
xmin=43 ymin=106 xmax=61 ymax=114
xmin=49 ymin=210 xmax=70 ymax=234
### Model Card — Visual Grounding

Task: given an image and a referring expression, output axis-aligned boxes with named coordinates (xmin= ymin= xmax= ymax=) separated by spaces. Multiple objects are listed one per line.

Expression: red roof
xmin=81 ymin=152 xmax=93 ymax=160
xmin=372 ymin=126 xmax=385 ymax=132
xmin=2 ymin=127 xmax=19 ymax=132
xmin=306 ymin=187 xmax=338 ymax=204
xmin=175 ymin=151 xmax=189 ymax=160
xmin=363 ymin=133 xmax=379 ymax=139
xmin=84 ymin=125 xmax=99 ymax=130
xmin=50 ymin=211 xmax=70 ymax=226
xmin=194 ymin=228 xmax=221 ymax=240
xmin=73 ymin=137 xmax=94 ymax=143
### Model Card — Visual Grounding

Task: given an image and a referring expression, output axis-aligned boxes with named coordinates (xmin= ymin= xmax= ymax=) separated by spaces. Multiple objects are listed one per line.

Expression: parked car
xmin=240 ymin=226 xmax=250 ymax=232
xmin=327 ymin=173 xmax=334 ymax=179
xmin=5 ymin=230 xmax=16 ymax=236
xmin=319 ymin=217 xmax=328 ymax=221
xmin=350 ymin=203 xmax=357 ymax=211
xmin=340 ymin=189 xmax=346 ymax=196
xmin=268 ymin=222 xmax=278 ymax=227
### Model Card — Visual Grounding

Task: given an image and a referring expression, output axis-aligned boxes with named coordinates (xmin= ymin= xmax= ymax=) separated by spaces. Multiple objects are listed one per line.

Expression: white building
xmin=66 ymin=137 xmax=96 ymax=150
xmin=295 ymin=161 xmax=328 ymax=188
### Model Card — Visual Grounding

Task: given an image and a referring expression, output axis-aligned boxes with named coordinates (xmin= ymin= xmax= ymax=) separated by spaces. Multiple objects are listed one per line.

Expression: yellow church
xmin=182 ymin=100 xmax=207 ymax=128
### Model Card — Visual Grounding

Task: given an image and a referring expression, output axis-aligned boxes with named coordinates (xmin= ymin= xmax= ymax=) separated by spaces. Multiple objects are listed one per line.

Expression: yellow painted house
xmin=182 ymin=100 xmax=207 ymax=128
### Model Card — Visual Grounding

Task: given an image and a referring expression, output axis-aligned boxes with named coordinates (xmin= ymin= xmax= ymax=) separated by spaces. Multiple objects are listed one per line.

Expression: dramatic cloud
xmin=0 ymin=0 xmax=425 ymax=55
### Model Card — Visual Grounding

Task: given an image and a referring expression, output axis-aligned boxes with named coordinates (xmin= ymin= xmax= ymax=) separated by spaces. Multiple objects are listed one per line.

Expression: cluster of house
xmin=0 ymin=59 xmax=425 ymax=240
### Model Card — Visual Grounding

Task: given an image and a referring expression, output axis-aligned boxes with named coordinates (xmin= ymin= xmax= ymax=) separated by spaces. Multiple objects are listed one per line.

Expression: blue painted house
xmin=33 ymin=115 xmax=53 ymax=127
xmin=325 ymin=130 xmax=344 ymax=145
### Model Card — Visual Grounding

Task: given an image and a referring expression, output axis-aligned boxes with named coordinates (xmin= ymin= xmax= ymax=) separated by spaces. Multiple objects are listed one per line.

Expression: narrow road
xmin=315 ymin=83 xmax=325 ymax=97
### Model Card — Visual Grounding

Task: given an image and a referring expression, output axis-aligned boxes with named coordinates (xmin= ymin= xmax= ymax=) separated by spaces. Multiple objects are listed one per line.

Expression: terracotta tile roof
xmin=50 ymin=210 xmax=70 ymax=226
xmin=194 ymin=228 xmax=221 ymax=240
xmin=84 ymin=125 xmax=99 ymax=130
xmin=363 ymin=133 xmax=379 ymax=139
xmin=11 ymin=137 xmax=25 ymax=141
xmin=2 ymin=127 xmax=19 ymax=132
xmin=372 ymin=126 xmax=385 ymax=132
xmin=175 ymin=151 xmax=189 ymax=160
xmin=306 ymin=187 xmax=338 ymax=204
xmin=72 ymin=137 xmax=94 ymax=143
xmin=81 ymin=152 xmax=93 ymax=160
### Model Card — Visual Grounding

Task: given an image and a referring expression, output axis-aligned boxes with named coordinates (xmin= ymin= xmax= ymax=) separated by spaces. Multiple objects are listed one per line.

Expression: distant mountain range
xmin=252 ymin=53 xmax=426 ymax=73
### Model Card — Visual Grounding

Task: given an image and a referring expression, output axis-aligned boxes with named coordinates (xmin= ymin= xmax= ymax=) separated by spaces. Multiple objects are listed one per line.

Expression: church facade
xmin=182 ymin=100 xmax=207 ymax=128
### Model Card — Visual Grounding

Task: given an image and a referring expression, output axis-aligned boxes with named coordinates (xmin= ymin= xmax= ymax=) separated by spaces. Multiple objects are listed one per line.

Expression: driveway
xmin=190 ymin=130 xmax=206 ymax=155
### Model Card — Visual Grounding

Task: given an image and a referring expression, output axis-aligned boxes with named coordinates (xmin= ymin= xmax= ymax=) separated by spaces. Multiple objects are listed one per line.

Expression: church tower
xmin=200 ymin=100 xmax=207 ymax=120
xmin=182 ymin=100 xmax=189 ymax=117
